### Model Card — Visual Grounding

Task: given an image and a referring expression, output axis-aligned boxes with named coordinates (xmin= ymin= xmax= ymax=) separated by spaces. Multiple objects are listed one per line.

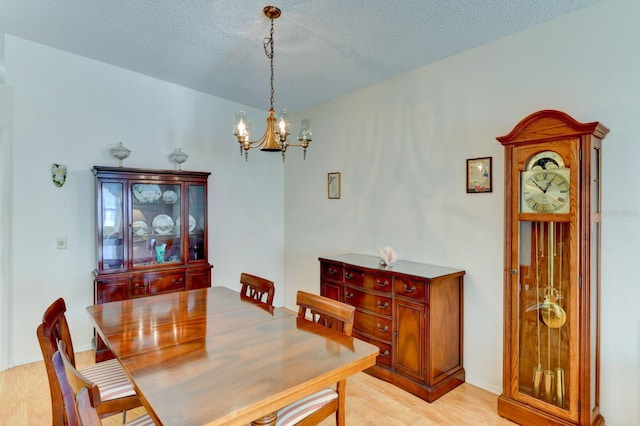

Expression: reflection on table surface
xmin=87 ymin=286 xmax=379 ymax=426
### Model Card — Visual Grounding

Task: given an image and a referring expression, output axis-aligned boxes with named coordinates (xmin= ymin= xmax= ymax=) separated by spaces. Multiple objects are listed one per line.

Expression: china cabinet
xmin=319 ymin=253 xmax=465 ymax=402
xmin=497 ymin=110 xmax=608 ymax=425
xmin=92 ymin=166 xmax=212 ymax=361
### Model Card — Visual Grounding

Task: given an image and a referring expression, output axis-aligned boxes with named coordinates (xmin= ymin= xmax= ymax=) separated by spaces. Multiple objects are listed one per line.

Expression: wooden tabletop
xmin=86 ymin=286 xmax=379 ymax=426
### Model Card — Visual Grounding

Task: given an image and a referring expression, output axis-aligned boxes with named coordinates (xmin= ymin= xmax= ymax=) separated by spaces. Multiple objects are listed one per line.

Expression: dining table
xmin=86 ymin=286 xmax=379 ymax=426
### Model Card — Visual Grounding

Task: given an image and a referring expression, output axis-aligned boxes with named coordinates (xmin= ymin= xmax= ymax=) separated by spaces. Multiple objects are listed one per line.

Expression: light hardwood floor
xmin=0 ymin=350 xmax=515 ymax=425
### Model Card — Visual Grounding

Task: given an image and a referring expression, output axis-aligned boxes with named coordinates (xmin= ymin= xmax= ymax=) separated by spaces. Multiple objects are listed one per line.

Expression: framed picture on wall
xmin=466 ymin=157 xmax=492 ymax=193
xmin=328 ymin=172 xmax=341 ymax=199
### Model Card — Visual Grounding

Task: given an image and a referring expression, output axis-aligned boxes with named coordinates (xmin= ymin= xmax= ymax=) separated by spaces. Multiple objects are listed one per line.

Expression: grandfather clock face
xmin=520 ymin=151 xmax=570 ymax=214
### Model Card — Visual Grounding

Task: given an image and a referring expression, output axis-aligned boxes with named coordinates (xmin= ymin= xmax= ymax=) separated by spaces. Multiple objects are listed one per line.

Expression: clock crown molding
xmin=496 ymin=109 xmax=610 ymax=146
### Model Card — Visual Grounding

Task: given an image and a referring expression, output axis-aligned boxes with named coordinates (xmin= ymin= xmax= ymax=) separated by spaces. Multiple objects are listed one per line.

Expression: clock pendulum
xmin=532 ymin=222 xmax=544 ymax=398
xmin=555 ymin=224 xmax=566 ymax=408
xmin=543 ymin=224 xmax=555 ymax=403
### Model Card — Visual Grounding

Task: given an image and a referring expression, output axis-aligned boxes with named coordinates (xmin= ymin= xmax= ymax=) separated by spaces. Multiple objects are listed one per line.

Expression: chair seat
xmin=80 ymin=359 xmax=137 ymax=401
xmin=125 ymin=413 xmax=155 ymax=426
xmin=276 ymin=387 xmax=338 ymax=426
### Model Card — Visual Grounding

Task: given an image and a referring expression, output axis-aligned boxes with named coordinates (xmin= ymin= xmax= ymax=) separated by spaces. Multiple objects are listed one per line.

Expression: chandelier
xmin=233 ymin=6 xmax=312 ymax=161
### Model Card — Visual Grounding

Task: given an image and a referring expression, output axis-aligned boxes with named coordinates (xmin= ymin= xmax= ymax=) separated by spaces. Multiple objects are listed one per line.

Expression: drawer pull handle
xmin=328 ymin=267 xmax=338 ymax=275
xmin=403 ymin=284 xmax=417 ymax=293
xmin=345 ymin=292 xmax=354 ymax=299
xmin=376 ymin=323 xmax=389 ymax=333
xmin=379 ymin=350 xmax=390 ymax=357
xmin=135 ymin=284 xmax=145 ymax=290
xmin=376 ymin=279 xmax=389 ymax=288
xmin=345 ymin=272 xmax=353 ymax=279
xmin=376 ymin=301 xmax=389 ymax=309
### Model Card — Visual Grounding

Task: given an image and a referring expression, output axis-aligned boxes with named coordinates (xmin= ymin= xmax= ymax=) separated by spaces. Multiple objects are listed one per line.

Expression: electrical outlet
xmin=57 ymin=236 xmax=67 ymax=249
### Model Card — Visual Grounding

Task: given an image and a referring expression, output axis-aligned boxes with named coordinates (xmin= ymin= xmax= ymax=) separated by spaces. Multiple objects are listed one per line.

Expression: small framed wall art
xmin=328 ymin=172 xmax=341 ymax=199
xmin=466 ymin=157 xmax=492 ymax=193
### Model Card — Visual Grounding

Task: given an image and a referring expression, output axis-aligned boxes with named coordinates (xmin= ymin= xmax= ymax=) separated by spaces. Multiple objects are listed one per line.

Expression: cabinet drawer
xmin=363 ymin=274 xmax=392 ymax=292
xmin=95 ymin=277 xmax=129 ymax=304
xmin=395 ymin=277 xmax=428 ymax=301
xmin=147 ymin=272 xmax=186 ymax=294
xmin=354 ymin=332 xmax=392 ymax=368
xmin=344 ymin=268 xmax=364 ymax=286
xmin=344 ymin=286 xmax=391 ymax=315
xmin=321 ymin=263 xmax=344 ymax=281
xmin=130 ymin=276 xmax=147 ymax=297
xmin=186 ymin=268 xmax=211 ymax=290
xmin=354 ymin=310 xmax=393 ymax=341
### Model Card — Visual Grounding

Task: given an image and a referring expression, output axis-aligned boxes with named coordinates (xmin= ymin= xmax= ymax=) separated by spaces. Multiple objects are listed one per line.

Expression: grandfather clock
xmin=497 ymin=110 xmax=608 ymax=425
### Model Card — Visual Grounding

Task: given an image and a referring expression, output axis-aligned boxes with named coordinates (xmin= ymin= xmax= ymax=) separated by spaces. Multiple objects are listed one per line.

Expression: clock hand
xmin=531 ymin=178 xmax=547 ymax=192
xmin=543 ymin=175 xmax=556 ymax=192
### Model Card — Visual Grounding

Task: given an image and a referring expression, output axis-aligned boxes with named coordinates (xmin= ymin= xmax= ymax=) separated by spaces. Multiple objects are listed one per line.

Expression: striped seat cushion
xmin=276 ymin=387 xmax=338 ymax=426
xmin=80 ymin=359 xmax=137 ymax=401
xmin=125 ymin=413 xmax=155 ymax=426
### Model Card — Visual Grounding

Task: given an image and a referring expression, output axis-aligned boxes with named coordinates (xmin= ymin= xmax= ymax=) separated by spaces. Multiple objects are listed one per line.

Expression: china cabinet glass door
xmin=187 ymin=184 xmax=206 ymax=261
xmin=100 ymin=182 xmax=125 ymax=270
xmin=131 ymin=183 xmax=182 ymax=266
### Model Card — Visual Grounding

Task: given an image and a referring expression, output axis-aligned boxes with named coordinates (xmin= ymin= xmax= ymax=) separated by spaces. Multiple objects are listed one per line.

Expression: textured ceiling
xmin=0 ymin=0 xmax=599 ymax=112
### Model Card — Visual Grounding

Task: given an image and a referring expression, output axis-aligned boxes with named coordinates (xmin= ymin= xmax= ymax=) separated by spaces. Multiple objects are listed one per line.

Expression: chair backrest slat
xmin=240 ymin=273 xmax=275 ymax=307
xmin=296 ymin=291 xmax=355 ymax=336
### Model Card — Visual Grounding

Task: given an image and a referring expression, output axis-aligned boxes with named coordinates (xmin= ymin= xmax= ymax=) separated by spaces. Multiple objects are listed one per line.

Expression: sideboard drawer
xmin=344 ymin=268 xmax=365 ymax=286
xmin=354 ymin=310 xmax=393 ymax=341
xmin=344 ymin=286 xmax=392 ymax=315
xmin=354 ymin=331 xmax=392 ymax=368
xmin=363 ymin=274 xmax=392 ymax=292
xmin=395 ymin=277 xmax=428 ymax=301
xmin=321 ymin=263 xmax=344 ymax=281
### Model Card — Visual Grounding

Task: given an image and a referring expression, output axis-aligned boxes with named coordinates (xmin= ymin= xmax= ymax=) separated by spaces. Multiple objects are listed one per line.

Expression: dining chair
xmin=57 ymin=341 xmax=155 ymax=426
xmin=240 ymin=272 xmax=275 ymax=307
xmin=272 ymin=291 xmax=356 ymax=426
xmin=36 ymin=297 xmax=142 ymax=425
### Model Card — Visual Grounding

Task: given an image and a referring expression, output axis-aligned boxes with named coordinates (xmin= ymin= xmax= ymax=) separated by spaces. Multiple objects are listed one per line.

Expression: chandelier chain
xmin=263 ymin=17 xmax=275 ymax=110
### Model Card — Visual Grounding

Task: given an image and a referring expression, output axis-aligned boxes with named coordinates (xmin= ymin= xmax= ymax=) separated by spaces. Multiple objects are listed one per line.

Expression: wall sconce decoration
xmin=110 ymin=142 xmax=131 ymax=167
xmin=51 ymin=163 xmax=67 ymax=187
xmin=169 ymin=148 xmax=189 ymax=170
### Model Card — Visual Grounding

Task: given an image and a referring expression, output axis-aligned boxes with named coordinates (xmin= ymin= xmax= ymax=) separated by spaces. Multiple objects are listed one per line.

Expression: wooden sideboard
xmin=319 ymin=253 xmax=465 ymax=402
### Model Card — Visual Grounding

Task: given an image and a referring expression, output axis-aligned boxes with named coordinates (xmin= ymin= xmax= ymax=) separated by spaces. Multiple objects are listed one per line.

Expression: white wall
xmin=4 ymin=35 xmax=285 ymax=365
xmin=0 ymin=83 xmax=13 ymax=371
xmin=284 ymin=0 xmax=640 ymax=424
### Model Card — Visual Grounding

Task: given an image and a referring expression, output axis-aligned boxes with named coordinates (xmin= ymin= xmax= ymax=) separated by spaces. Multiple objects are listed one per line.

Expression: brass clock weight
xmin=497 ymin=110 xmax=608 ymax=425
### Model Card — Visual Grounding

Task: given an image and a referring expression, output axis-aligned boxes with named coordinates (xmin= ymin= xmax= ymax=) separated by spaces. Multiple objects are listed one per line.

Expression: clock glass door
xmin=518 ymin=220 xmax=571 ymax=409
